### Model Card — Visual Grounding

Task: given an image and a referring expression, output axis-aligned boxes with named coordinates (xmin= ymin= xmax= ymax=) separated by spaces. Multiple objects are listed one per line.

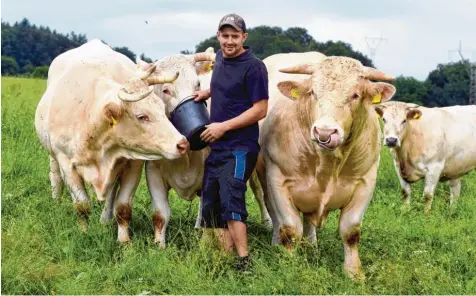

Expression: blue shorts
xmin=200 ymin=149 xmax=258 ymax=228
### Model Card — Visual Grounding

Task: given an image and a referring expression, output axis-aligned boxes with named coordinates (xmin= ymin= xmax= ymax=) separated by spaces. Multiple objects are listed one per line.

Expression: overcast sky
xmin=2 ymin=0 xmax=476 ymax=80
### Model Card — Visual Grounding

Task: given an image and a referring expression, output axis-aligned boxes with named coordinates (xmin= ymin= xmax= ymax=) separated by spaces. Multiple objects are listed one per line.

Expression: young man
xmin=193 ymin=13 xmax=269 ymax=271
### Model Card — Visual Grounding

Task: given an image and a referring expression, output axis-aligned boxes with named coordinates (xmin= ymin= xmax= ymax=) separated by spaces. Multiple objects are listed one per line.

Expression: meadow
xmin=2 ymin=76 xmax=475 ymax=294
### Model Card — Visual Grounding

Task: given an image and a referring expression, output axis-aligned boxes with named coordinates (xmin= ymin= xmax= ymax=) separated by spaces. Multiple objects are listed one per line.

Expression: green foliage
xmin=32 ymin=66 xmax=49 ymax=78
xmin=392 ymin=76 xmax=428 ymax=105
xmin=195 ymin=25 xmax=374 ymax=67
xmin=1 ymin=56 xmax=20 ymax=75
xmin=113 ymin=46 xmax=136 ymax=62
xmin=423 ymin=61 xmax=469 ymax=107
xmin=139 ymin=53 xmax=153 ymax=63
xmin=2 ymin=77 xmax=476 ymax=294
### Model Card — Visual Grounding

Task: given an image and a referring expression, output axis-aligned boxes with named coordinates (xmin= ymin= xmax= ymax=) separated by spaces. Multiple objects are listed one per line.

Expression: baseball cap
xmin=218 ymin=13 xmax=246 ymax=32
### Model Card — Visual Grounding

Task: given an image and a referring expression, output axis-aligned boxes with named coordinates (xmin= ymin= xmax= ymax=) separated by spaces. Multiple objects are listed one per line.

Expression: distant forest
xmin=1 ymin=18 xmax=471 ymax=106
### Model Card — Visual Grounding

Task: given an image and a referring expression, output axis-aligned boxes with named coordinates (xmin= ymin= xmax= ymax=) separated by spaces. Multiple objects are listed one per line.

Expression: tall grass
xmin=2 ymin=77 xmax=475 ymax=294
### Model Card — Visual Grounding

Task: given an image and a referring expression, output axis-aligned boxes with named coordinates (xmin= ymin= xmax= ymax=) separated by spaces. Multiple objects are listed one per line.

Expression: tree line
xmin=1 ymin=18 xmax=471 ymax=107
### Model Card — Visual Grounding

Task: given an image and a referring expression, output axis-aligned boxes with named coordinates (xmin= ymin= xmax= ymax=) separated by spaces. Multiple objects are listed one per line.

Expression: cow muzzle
xmin=312 ymin=126 xmax=343 ymax=151
xmin=385 ymin=136 xmax=399 ymax=147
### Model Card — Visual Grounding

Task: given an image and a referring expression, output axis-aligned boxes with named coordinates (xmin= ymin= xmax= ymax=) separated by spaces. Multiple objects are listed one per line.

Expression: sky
xmin=2 ymin=0 xmax=476 ymax=80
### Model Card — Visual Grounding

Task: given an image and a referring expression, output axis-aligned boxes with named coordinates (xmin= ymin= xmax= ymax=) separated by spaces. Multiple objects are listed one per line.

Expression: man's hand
xmin=200 ymin=122 xmax=228 ymax=143
xmin=193 ymin=88 xmax=211 ymax=102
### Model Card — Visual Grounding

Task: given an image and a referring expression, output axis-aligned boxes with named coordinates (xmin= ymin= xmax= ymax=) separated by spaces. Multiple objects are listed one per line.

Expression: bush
xmin=32 ymin=66 xmax=49 ymax=78
xmin=1 ymin=56 xmax=20 ymax=75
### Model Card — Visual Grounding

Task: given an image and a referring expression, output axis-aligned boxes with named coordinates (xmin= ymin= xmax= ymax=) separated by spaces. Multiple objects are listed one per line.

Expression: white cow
xmin=35 ymin=39 xmax=189 ymax=242
xmin=375 ymin=101 xmax=476 ymax=213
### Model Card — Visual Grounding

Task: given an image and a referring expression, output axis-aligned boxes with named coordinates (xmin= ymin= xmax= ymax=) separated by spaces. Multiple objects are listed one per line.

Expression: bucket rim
xmin=171 ymin=95 xmax=207 ymax=115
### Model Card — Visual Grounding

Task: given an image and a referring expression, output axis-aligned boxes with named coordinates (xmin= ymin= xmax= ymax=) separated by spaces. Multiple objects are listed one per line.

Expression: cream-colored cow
xmin=35 ymin=39 xmax=189 ymax=242
xmin=257 ymin=52 xmax=396 ymax=279
xmin=375 ymin=101 xmax=476 ymax=213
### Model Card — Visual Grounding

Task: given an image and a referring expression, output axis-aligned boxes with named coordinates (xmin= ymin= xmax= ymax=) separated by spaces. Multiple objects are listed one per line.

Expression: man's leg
xmin=200 ymin=150 xmax=233 ymax=252
xmin=219 ymin=150 xmax=258 ymax=261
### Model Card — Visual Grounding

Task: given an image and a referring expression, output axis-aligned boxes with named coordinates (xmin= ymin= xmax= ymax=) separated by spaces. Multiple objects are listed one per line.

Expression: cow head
xmin=374 ymin=101 xmax=422 ymax=148
xmin=103 ymin=64 xmax=189 ymax=160
xmin=136 ymin=47 xmax=215 ymax=116
xmin=277 ymin=57 xmax=396 ymax=152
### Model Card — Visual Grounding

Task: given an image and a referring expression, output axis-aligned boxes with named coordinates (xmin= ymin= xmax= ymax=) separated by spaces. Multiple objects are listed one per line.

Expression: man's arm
xmin=200 ymin=99 xmax=267 ymax=143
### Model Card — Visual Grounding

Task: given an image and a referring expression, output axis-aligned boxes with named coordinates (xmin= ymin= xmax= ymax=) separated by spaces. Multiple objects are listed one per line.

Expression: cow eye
xmin=163 ymin=88 xmax=171 ymax=95
xmin=136 ymin=114 xmax=150 ymax=121
xmin=196 ymin=81 xmax=201 ymax=90
xmin=402 ymin=119 xmax=407 ymax=124
xmin=382 ymin=118 xmax=386 ymax=123
xmin=352 ymin=93 xmax=360 ymax=100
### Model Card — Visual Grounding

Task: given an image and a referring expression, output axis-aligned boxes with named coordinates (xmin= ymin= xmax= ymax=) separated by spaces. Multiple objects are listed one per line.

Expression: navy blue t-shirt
xmin=209 ymin=46 xmax=269 ymax=152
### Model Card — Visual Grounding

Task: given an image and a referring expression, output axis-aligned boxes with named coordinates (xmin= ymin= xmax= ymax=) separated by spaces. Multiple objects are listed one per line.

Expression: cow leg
xmin=448 ymin=178 xmax=461 ymax=207
xmin=303 ymin=217 xmax=317 ymax=244
xmin=114 ymin=160 xmax=144 ymax=243
xmin=249 ymin=170 xmax=272 ymax=228
xmin=194 ymin=196 xmax=202 ymax=229
xmin=339 ymin=166 xmax=377 ymax=281
xmin=145 ymin=161 xmax=170 ymax=248
xmin=423 ymin=166 xmax=443 ymax=215
xmin=49 ymin=156 xmax=64 ymax=199
xmin=391 ymin=152 xmax=411 ymax=206
xmin=265 ymin=161 xmax=302 ymax=250
xmin=57 ymin=155 xmax=90 ymax=231
xmin=100 ymin=178 xmax=120 ymax=223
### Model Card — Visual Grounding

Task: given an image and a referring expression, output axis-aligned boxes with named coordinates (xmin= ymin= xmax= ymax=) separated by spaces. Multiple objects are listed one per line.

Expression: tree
xmin=391 ymin=76 xmax=428 ymax=105
xmin=180 ymin=50 xmax=194 ymax=55
xmin=423 ymin=61 xmax=469 ymax=107
xmin=113 ymin=46 xmax=136 ymax=62
xmin=1 ymin=56 xmax=20 ymax=75
xmin=139 ymin=53 xmax=153 ymax=63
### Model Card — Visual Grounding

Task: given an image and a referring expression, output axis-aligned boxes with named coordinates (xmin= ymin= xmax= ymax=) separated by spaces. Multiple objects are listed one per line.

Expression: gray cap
xmin=218 ymin=13 xmax=246 ymax=32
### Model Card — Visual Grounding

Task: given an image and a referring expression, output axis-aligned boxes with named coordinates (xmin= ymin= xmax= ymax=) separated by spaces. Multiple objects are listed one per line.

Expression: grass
xmin=2 ymin=76 xmax=476 ymax=294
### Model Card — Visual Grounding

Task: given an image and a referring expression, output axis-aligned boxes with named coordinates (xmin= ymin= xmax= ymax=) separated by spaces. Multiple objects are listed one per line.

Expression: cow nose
xmin=176 ymin=138 xmax=190 ymax=155
xmin=313 ymin=127 xmax=342 ymax=150
xmin=385 ymin=137 xmax=398 ymax=147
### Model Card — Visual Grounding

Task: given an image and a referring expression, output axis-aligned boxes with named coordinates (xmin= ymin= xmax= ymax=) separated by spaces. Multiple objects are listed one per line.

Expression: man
xmin=194 ymin=13 xmax=269 ymax=271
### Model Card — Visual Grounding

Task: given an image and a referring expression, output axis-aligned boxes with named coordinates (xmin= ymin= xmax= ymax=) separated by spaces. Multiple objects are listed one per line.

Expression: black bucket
xmin=170 ymin=95 xmax=211 ymax=151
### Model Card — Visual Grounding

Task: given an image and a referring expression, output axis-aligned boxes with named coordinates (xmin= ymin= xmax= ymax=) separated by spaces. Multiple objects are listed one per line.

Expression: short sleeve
xmin=245 ymin=62 xmax=269 ymax=103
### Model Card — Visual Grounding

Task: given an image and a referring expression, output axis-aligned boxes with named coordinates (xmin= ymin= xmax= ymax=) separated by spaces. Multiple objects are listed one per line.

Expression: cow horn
xmin=137 ymin=64 xmax=157 ymax=80
xmin=279 ymin=63 xmax=315 ymax=75
xmin=118 ymin=86 xmax=154 ymax=102
xmin=146 ymin=71 xmax=179 ymax=85
xmin=363 ymin=66 xmax=395 ymax=81
xmin=193 ymin=52 xmax=215 ymax=62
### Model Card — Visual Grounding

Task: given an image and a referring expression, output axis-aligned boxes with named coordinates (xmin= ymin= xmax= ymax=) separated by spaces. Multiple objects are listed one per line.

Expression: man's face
xmin=216 ymin=26 xmax=248 ymax=58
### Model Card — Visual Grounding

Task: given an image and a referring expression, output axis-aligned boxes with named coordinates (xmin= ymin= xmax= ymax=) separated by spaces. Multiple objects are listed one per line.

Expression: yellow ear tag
xmin=372 ymin=93 xmax=382 ymax=104
xmin=205 ymin=63 xmax=213 ymax=72
xmin=413 ymin=112 xmax=421 ymax=119
xmin=376 ymin=113 xmax=381 ymax=119
xmin=111 ymin=116 xmax=117 ymax=126
xmin=290 ymin=88 xmax=300 ymax=99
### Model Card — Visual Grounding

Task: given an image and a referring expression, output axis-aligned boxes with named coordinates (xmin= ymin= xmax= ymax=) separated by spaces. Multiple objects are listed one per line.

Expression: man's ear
xmin=374 ymin=105 xmax=385 ymax=119
xmin=103 ymin=102 xmax=124 ymax=126
xmin=406 ymin=108 xmax=422 ymax=120
xmin=277 ymin=80 xmax=309 ymax=101
xmin=370 ymin=82 xmax=396 ymax=104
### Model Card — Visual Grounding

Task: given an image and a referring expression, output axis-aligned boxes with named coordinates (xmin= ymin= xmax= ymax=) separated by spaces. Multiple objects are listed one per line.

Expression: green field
xmin=2 ymin=76 xmax=476 ymax=294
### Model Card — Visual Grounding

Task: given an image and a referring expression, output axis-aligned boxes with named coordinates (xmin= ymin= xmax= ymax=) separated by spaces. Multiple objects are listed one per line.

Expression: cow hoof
xmin=154 ymin=240 xmax=166 ymax=249
xmin=79 ymin=221 xmax=88 ymax=232
xmin=262 ymin=218 xmax=273 ymax=229
xmin=344 ymin=266 xmax=365 ymax=282
xmin=100 ymin=211 xmax=114 ymax=224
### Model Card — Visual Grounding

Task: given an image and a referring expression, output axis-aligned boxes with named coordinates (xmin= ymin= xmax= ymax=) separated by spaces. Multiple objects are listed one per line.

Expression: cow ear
xmin=136 ymin=58 xmax=152 ymax=71
xmin=407 ymin=108 xmax=422 ymax=120
xmin=103 ymin=102 xmax=124 ymax=126
xmin=195 ymin=61 xmax=214 ymax=75
xmin=277 ymin=80 xmax=308 ymax=101
xmin=370 ymin=82 xmax=396 ymax=104
xmin=374 ymin=105 xmax=385 ymax=119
